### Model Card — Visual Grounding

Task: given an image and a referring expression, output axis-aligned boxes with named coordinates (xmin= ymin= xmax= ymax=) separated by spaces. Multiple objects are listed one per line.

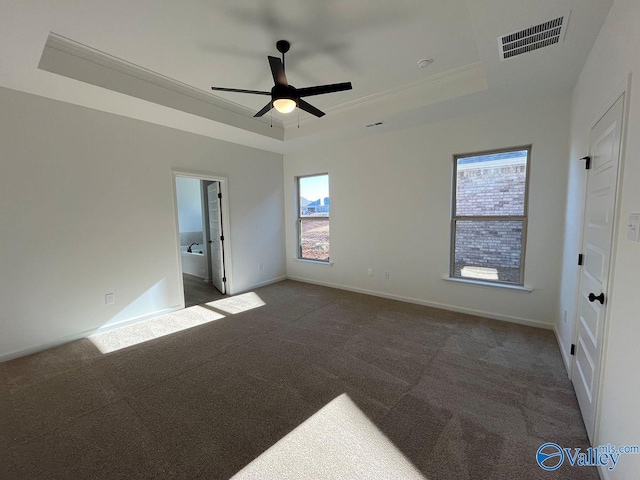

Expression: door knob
xmin=588 ymin=292 xmax=605 ymax=304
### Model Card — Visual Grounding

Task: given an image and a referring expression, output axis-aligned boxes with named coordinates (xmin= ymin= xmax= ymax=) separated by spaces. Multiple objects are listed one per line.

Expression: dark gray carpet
xmin=0 ymin=280 xmax=598 ymax=479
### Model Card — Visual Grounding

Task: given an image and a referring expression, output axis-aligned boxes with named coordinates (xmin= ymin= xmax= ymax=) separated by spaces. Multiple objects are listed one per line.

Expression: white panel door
xmin=572 ymin=95 xmax=624 ymax=441
xmin=207 ymin=182 xmax=226 ymax=294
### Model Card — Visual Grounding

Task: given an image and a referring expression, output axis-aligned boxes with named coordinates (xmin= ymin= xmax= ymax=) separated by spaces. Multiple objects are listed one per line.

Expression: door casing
xmin=171 ymin=170 xmax=234 ymax=302
xmin=570 ymin=75 xmax=631 ymax=444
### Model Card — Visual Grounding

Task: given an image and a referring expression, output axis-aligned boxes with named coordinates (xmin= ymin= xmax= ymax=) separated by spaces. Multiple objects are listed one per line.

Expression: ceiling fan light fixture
xmin=273 ymin=98 xmax=297 ymax=114
xmin=211 ymin=40 xmax=352 ymax=119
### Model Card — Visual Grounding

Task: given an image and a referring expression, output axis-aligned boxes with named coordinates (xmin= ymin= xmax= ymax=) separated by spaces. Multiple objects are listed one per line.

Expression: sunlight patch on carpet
xmin=231 ymin=393 xmax=426 ymax=480
xmin=205 ymin=292 xmax=265 ymax=315
xmin=89 ymin=305 xmax=225 ymax=353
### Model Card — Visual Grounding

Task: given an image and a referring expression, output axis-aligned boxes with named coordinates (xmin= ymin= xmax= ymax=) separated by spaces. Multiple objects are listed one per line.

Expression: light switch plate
xmin=627 ymin=214 xmax=640 ymax=242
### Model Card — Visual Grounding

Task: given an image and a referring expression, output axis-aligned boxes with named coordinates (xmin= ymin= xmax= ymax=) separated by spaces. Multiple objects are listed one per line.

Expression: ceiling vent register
xmin=498 ymin=13 xmax=569 ymax=60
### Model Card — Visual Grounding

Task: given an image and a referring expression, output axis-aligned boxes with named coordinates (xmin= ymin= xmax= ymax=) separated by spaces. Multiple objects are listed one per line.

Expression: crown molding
xmin=39 ymin=33 xmax=484 ymax=140
xmin=283 ymin=62 xmax=486 ymax=129
xmin=41 ymin=32 xmax=285 ymax=132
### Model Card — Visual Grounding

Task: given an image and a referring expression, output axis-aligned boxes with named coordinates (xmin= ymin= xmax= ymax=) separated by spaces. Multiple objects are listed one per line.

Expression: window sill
xmin=442 ymin=276 xmax=533 ymax=293
xmin=293 ymin=258 xmax=334 ymax=266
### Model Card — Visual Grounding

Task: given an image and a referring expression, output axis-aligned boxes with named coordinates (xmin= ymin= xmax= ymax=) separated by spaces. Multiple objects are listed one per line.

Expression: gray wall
xmin=0 ymin=86 xmax=286 ymax=359
xmin=284 ymin=94 xmax=571 ymax=328
xmin=559 ymin=1 xmax=640 ymax=476
xmin=175 ymin=176 xmax=204 ymax=242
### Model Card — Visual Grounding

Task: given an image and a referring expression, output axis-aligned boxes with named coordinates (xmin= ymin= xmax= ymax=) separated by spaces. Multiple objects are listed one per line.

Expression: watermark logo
xmin=536 ymin=443 xmax=640 ymax=472
xmin=536 ymin=443 xmax=564 ymax=471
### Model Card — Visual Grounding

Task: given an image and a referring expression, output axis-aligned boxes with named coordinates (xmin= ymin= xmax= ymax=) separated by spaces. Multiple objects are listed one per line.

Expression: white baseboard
xmin=287 ymin=275 xmax=553 ymax=330
xmin=0 ymin=305 xmax=182 ymax=363
xmin=1 ymin=274 xmax=551 ymax=363
xmin=1 ymin=274 xmax=288 ymax=363
xmin=598 ymin=464 xmax=611 ymax=480
xmin=236 ymin=275 xmax=288 ymax=294
xmin=554 ymin=324 xmax=572 ymax=377
xmin=90 ymin=305 xmax=183 ymax=335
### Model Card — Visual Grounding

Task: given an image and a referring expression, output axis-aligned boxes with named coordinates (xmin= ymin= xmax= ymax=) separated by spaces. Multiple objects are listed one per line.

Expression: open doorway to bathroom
xmin=173 ymin=172 xmax=232 ymax=308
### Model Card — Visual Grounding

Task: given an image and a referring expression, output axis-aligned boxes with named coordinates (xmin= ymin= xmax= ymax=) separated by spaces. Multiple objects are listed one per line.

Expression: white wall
xmin=284 ymin=94 xmax=570 ymax=328
xmin=558 ymin=0 xmax=640 ymax=477
xmin=175 ymin=177 xmax=203 ymax=234
xmin=0 ymin=86 xmax=285 ymax=360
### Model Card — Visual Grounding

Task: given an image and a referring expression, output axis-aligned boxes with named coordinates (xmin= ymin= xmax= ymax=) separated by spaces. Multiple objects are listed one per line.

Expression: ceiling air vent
xmin=498 ymin=12 xmax=570 ymax=60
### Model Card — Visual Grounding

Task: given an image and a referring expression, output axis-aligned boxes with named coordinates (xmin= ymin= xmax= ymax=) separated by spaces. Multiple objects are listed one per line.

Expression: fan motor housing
xmin=276 ymin=40 xmax=291 ymax=54
xmin=272 ymin=84 xmax=297 ymax=102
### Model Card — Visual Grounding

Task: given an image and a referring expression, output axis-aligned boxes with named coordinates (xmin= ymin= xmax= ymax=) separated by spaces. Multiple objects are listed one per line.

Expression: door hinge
xmin=578 ymin=254 xmax=584 ymax=266
xmin=220 ymin=235 xmax=224 ymax=242
xmin=580 ymin=156 xmax=591 ymax=170
xmin=570 ymin=344 xmax=576 ymax=356
xmin=217 ymin=192 xmax=222 ymax=199
xmin=222 ymin=277 xmax=227 ymax=283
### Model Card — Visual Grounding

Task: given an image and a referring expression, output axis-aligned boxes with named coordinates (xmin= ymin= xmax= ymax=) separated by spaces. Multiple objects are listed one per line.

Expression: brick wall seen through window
xmin=451 ymin=147 xmax=530 ymax=285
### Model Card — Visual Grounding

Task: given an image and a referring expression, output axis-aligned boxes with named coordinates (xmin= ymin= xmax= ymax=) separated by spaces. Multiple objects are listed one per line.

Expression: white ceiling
xmin=0 ymin=0 xmax=613 ymax=153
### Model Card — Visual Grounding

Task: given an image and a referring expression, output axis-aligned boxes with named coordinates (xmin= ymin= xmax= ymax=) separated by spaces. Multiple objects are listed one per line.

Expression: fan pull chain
xmin=298 ymin=106 xmax=300 ymax=129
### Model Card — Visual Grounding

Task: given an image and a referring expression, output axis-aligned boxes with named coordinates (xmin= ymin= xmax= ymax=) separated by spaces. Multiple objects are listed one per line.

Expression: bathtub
xmin=180 ymin=245 xmax=207 ymax=278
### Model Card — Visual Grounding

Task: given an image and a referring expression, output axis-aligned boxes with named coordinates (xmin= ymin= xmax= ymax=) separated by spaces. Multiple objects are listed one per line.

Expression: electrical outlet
xmin=259 ymin=262 xmax=264 ymax=271
xmin=367 ymin=268 xmax=373 ymax=277
xmin=105 ymin=293 xmax=115 ymax=305
xmin=384 ymin=271 xmax=390 ymax=279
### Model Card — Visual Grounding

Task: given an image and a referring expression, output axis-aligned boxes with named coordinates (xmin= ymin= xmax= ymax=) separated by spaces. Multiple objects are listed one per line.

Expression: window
xmin=451 ymin=146 xmax=530 ymax=285
xmin=297 ymin=174 xmax=330 ymax=262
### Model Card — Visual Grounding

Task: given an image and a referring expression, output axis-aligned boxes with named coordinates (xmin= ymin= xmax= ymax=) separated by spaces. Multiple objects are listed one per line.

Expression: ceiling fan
xmin=211 ymin=40 xmax=352 ymax=118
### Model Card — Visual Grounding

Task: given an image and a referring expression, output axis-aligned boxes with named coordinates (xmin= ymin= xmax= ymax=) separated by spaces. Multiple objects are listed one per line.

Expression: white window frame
xmin=297 ymin=173 xmax=330 ymax=263
xmin=450 ymin=145 xmax=531 ymax=286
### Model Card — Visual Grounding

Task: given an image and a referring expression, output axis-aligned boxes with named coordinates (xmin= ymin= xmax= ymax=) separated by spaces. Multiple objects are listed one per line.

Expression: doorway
xmin=571 ymin=92 xmax=626 ymax=442
xmin=173 ymin=172 xmax=233 ymax=307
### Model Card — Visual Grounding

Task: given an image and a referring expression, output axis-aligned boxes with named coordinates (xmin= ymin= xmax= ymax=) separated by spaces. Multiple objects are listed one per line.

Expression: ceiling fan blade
xmin=298 ymin=99 xmax=325 ymax=118
xmin=297 ymin=82 xmax=352 ymax=98
xmin=211 ymin=87 xmax=271 ymax=95
xmin=268 ymin=56 xmax=288 ymax=86
xmin=254 ymin=102 xmax=273 ymax=117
